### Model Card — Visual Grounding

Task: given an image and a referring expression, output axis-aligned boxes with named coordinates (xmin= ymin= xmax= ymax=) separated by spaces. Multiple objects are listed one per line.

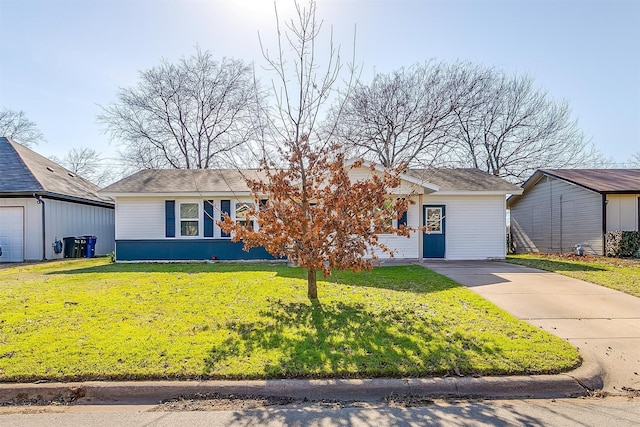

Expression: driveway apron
xmin=420 ymin=261 xmax=640 ymax=394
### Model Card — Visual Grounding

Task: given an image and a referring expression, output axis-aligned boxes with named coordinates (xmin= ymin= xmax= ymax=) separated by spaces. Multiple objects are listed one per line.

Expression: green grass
xmin=0 ymin=258 xmax=580 ymax=382
xmin=506 ymin=254 xmax=640 ymax=298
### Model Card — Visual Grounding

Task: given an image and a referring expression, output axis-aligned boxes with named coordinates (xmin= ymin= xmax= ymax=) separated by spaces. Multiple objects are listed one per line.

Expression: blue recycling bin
xmin=84 ymin=236 xmax=97 ymax=258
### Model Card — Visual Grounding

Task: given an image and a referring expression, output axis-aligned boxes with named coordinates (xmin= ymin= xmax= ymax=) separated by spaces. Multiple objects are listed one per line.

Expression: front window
xmin=426 ymin=207 xmax=443 ymax=233
xmin=374 ymin=200 xmax=395 ymax=231
xmin=180 ymin=203 xmax=199 ymax=236
xmin=236 ymin=202 xmax=255 ymax=230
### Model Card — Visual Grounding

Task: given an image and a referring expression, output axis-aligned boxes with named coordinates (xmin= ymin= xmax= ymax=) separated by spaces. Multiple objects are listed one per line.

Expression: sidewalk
xmin=421 ymin=260 xmax=640 ymax=395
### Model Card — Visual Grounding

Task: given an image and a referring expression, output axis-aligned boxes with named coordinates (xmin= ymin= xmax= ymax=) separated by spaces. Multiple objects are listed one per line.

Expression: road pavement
xmin=1 ymin=397 xmax=639 ymax=426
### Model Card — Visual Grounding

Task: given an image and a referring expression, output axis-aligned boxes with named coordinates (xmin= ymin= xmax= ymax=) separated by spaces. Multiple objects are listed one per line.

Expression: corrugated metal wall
xmin=510 ymin=176 xmax=603 ymax=255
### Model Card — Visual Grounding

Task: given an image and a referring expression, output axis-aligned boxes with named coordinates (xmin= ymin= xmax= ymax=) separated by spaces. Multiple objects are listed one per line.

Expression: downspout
xmin=602 ymin=194 xmax=607 ymax=256
xmin=33 ymin=194 xmax=46 ymax=261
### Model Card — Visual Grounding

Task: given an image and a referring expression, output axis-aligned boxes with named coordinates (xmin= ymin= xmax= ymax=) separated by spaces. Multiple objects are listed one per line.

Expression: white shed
xmin=0 ymin=137 xmax=115 ymax=262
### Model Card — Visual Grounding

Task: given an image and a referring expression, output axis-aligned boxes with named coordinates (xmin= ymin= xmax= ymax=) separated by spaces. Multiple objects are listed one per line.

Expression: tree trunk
xmin=307 ymin=268 xmax=318 ymax=299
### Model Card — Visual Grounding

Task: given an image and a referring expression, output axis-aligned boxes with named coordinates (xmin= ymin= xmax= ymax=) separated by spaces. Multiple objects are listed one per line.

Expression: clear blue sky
xmin=1 ymin=0 xmax=639 ymax=166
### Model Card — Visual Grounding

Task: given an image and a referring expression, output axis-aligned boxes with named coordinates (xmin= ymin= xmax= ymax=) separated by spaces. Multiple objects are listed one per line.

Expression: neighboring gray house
xmin=508 ymin=169 xmax=640 ymax=256
xmin=101 ymin=166 xmax=522 ymax=262
xmin=0 ymin=137 xmax=115 ymax=262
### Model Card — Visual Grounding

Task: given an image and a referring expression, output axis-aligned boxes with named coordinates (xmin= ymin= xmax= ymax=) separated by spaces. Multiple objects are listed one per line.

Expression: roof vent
xmin=68 ymin=172 xmax=76 ymax=178
xmin=46 ymin=166 xmax=54 ymax=172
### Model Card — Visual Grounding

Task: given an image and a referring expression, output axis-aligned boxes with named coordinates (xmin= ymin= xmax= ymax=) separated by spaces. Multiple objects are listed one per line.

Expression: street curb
xmin=0 ymin=360 xmax=602 ymax=405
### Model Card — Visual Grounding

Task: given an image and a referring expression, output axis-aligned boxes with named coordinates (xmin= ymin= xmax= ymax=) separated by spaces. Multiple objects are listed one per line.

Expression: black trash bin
xmin=84 ymin=236 xmax=97 ymax=258
xmin=63 ymin=237 xmax=85 ymax=258
xmin=63 ymin=237 xmax=76 ymax=258
xmin=77 ymin=237 xmax=87 ymax=257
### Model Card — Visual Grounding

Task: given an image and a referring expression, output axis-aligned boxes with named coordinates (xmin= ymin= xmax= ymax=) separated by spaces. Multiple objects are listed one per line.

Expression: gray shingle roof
xmin=0 ymin=137 xmax=114 ymax=206
xmin=102 ymin=166 xmax=520 ymax=195
xmin=539 ymin=169 xmax=640 ymax=193
xmin=408 ymin=168 xmax=523 ymax=193
xmin=101 ymin=169 xmax=267 ymax=194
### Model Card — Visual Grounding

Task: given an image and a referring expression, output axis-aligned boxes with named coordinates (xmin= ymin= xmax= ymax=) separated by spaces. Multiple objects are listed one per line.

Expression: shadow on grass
xmin=46 ymin=262 xmax=462 ymax=295
xmin=506 ymin=257 xmax=607 ymax=272
xmin=203 ymin=299 xmax=505 ymax=379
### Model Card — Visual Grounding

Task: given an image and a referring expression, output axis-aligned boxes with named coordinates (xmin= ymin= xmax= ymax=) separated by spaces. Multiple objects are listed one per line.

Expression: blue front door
xmin=423 ymin=205 xmax=445 ymax=258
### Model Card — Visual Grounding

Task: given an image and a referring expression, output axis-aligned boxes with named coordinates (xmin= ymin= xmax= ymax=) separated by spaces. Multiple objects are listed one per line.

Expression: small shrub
xmin=605 ymin=231 xmax=640 ymax=258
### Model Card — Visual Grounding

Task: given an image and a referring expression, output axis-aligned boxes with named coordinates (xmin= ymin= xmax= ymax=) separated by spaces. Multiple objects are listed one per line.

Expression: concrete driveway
xmin=421 ymin=261 xmax=640 ymax=394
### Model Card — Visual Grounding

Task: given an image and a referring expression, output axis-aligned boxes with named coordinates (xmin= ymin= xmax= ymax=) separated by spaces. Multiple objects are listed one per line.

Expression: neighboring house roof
xmin=507 ymin=168 xmax=640 ymax=207
xmin=0 ymin=137 xmax=114 ymax=207
xmin=539 ymin=169 xmax=640 ymax=193
xmin=101 ymin=166 xmax=521 ymax=196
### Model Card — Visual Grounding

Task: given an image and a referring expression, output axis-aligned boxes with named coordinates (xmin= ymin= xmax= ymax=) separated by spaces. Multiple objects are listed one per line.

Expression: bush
xmin=605 ymin=231 xmax=640 ymax=258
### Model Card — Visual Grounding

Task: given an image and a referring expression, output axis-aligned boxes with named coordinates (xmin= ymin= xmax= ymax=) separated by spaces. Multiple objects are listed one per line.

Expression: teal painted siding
xmin=116 ymin=239 xmax=275 ymax=261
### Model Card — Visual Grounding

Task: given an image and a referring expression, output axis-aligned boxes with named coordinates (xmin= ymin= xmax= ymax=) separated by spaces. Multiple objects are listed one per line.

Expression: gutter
xmin=33 ymin=194 xmax=46 ymax=260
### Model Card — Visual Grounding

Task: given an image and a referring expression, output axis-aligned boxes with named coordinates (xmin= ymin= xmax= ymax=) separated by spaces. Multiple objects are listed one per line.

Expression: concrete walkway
xmin=421 ymin=260 xmax=640 ymax=394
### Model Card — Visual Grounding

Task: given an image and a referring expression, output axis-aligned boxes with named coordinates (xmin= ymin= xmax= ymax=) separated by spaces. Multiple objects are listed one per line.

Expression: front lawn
xmin=507 ymin=254 xmax=640 ymax=298
xmin=0 ymin=259 xmax=580 ymax=382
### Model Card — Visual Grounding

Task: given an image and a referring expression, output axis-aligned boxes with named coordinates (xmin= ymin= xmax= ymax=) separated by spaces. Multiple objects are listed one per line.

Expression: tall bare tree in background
xmin=337 ymin=63 xmax=605 ymax=183
xmin=336 ymin=61 xmax=488 ymax=168
xmin=448 ymin=69 xmax=598 ymax=183
xmin=98 ymin=48 xmax=260 ymax=170
xmin=630 ymin=152 xmax=640 ymax=167
xmin=0 ymin=108 xmax=44 ymax=148
xmin=50 ymin=147 xmax=114 ymax=186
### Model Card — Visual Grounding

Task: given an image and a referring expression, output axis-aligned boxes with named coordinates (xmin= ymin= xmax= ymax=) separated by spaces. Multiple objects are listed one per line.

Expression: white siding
xmin=116 ymin=198 xmax=166 ymax=240
xmin=606 ymin=194 xmax=640 ymax=231
xmin=510 ymin=176 xmax=603 ymax=255
xmin=370 ymin=198 xmax=420 ymax=259
xmin=115 ymin=197 xmax=258 ymax=240
xmin=426 ymin=194 xmax=507 ymax=260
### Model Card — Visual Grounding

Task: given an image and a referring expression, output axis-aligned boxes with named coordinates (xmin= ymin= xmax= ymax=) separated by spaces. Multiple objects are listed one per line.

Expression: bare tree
xmin=219 ymin=1 xmax=416 ymax=300
xmin=449 ymin=69 xmax=596 ymax=183
xmin=336 ymin=61 xmax=486 ymax=168
xmin=0 ymin=108 xmax=44 ymax=148
xmin=98 ymin=48 xmax=259 ymax=170
xmin=51 ymin=147 xmax=114 ymax=186
xmin=630 ymin=152 xmax=640 ymax=167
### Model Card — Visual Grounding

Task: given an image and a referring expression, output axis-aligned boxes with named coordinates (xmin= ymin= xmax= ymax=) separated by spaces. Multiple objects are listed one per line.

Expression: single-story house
xmin=0 ymin=137 xmax=115 ymax=262
xmin=508 ymin=169 xmax=640 ymax=256
xmin=100 ymin=166 xmax=522 ymax=262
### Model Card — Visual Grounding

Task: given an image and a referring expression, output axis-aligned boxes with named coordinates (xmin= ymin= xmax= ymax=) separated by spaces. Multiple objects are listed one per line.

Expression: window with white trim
xmin=180 ymin=202 xmax=199 ymax=236
xmin=235 ymin=202 xmax=255 ymax=230
xmin=426 ymin=207 xmax=443 ymax=233
xmin=374 ymin=200 xmax=395 ymax=232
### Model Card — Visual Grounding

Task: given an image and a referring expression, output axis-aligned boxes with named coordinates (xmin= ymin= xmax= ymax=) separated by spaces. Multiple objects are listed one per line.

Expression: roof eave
xmin=102 ymin=191 xmax=255 ymax=198
xmin=432 ymin=190 xmax=522 ymax=196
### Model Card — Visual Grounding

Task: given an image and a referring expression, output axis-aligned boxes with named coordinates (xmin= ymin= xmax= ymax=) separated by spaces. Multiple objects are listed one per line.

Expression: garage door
xmin=0 ymin=207 xmax=24 ymax=262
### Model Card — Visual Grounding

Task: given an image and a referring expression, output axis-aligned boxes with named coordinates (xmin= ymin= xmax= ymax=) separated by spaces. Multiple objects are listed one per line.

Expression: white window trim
xmin=178 ymin=201 xmax=201 ymax=238
xmin=426 ymin=207 xmax=443 ymax=234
